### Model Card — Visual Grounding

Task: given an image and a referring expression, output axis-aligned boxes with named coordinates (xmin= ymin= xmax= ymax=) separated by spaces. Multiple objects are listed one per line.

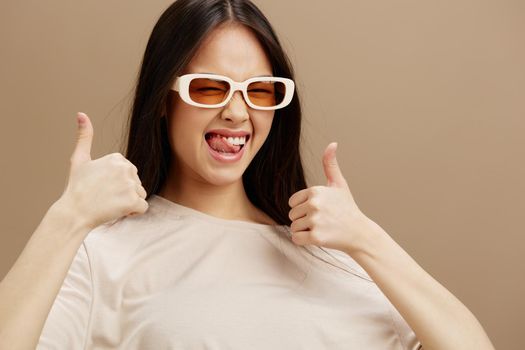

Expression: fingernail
xmin=77 ymin=112 xmax=85 ymax=127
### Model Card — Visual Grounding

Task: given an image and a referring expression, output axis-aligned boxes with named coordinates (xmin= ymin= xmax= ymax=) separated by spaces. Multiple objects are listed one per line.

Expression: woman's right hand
xmin=57 ymin=112 xmax=149 ymax=231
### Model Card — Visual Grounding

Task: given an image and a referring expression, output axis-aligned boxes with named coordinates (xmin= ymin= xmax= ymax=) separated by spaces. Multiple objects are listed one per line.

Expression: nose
xmin=220 ymin=91 xmax=249 ymax=123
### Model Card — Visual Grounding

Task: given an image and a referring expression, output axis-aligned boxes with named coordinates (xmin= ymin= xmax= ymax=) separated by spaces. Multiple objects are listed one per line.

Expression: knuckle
xmin=116 ymin=160 xmax=131 ymax=173
xmin=309 ymin=198 xmax=320 ymax=211
xmin=110 ymin=152 xmax=122 ymax=160
xmin=104 ymin=153 xmax=122 ymax=165
xmin=308 ymin=186 xmax=320 ymax=197
xmin=115 ymin=153 xmax=128 ymax=165
xmin=119 ymin=163 xmax=129 ymax=173
xmin=309 ymin=212 xmax=319 ymax=225
xmin=126 ymin=179 xmax=137 ymax=189
xmin=129 ymin=163 xmax=138 ymax=174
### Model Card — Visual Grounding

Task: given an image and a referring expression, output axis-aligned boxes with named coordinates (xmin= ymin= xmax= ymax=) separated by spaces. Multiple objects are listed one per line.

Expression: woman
xmin=0 ymin=0 xmax=495 ymax=349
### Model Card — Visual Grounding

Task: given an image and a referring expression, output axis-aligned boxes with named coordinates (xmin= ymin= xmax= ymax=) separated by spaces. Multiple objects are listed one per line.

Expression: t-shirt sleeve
xmin=386 ymin=299 xmax=423 ymax=350
xmin=36 ymin=242 xmax=93 ymax=349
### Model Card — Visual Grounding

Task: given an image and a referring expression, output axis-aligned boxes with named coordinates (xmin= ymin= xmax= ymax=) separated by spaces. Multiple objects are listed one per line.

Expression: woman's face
xmin=168 ymin=25 xmax=274 ymax=185
xmin=165 ymin=23 xmax=275 ymax=186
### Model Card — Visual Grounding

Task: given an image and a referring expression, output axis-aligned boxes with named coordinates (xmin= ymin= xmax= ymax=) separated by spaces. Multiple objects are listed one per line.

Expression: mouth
xmin=204 ymin=130 xmax=250 ymax=164
xmin=204 ymin=132 xmax=250 ymax=153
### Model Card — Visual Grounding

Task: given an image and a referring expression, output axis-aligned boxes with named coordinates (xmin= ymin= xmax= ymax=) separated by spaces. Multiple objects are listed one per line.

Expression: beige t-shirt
xmin=37 ymin=194 xmax=422 ymax=349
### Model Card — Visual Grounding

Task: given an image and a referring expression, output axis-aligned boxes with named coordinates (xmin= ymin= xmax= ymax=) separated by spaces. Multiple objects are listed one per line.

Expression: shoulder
xmin=81 ymin=201 xmax=167 ymax=261
xmin=83 ymin=193 xmax=176 ymax=242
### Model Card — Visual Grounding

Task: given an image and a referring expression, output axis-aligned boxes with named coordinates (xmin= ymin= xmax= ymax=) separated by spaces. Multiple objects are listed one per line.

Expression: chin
xmin=201 ymin=167 xmax=246 ymax=186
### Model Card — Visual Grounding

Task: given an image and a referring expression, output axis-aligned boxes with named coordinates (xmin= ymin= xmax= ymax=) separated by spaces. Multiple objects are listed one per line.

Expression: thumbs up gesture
xmin=59 ymin=112 xmax=149 ymax=231
xmin=288 ymin=142 xmax=374 ymax=255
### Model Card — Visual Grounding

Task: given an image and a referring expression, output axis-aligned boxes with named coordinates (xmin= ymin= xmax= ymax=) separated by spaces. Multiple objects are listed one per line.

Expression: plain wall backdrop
xmin=1 ymin=1 xmax=523 ymax=348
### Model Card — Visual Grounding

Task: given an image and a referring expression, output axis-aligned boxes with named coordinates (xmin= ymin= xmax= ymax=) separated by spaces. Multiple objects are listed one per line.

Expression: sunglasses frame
xmin=171 ymin=73 xmax=295 ymax=110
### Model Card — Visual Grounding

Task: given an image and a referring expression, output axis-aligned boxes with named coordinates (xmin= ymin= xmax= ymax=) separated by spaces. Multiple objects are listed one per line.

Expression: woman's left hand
xmin=288 ymin=142 xmax=376 ymax=255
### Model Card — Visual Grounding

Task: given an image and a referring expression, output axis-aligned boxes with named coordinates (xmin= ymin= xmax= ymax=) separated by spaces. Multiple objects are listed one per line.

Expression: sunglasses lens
xmin=247 ymin=80 xmax=287 ymax=107
xmin=187 ymin=77 xmax=289 ymax=108
xmin=189 ymin=78 xmax=230 ymax=105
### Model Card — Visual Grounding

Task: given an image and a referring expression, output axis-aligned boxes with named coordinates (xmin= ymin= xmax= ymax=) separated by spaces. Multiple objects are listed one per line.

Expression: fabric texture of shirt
xmin=37 ymin=194 xmax=423 ymax=349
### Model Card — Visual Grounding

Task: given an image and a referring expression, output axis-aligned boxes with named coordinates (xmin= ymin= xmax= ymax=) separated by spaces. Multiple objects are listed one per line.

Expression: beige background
xmin=1 ymin=0 xmax=523 ymax=348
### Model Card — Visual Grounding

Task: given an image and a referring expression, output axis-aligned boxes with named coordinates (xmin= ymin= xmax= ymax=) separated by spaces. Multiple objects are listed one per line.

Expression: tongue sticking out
xmin=206 ymin=134 xmax=242 ymax=153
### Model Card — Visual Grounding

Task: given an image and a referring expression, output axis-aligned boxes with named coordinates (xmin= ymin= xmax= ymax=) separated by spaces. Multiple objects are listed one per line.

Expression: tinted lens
xmin=247 ymin=80 xmax=286 ymax=107
xmin=188 ymin=78 xmax=230 ymax=105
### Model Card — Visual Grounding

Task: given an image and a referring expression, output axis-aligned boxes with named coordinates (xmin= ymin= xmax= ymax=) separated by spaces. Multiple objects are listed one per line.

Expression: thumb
xmin=322 ymin=142 xmax=347 ymax=188
xmin=70 ymin=112 xmax=93 ymax=167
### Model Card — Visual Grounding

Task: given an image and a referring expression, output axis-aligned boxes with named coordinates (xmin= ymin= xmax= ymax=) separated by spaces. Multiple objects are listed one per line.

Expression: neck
xmin=157 ymin=163 xmax=276 ymax=225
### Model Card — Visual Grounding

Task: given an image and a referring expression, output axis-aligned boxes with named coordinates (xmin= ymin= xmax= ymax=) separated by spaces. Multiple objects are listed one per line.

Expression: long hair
xmin=122 ymin=0 xmax=371 ymax=281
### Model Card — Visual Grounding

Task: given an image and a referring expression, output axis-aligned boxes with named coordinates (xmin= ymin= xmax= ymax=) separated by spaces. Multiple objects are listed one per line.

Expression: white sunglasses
xmin=171 ymin=73 xmax=295 ymax=110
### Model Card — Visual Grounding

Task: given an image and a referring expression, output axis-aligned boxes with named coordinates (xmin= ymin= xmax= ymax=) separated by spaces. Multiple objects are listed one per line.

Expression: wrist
xmin=344 ymin=214 xmax=390 ymax=259
xmin=47 ymin=196 xmax=94 ymax=235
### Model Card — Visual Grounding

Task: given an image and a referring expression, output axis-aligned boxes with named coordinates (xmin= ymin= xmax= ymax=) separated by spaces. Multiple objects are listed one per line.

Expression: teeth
xmin=222 ymin=136 xmax=246 ymax=146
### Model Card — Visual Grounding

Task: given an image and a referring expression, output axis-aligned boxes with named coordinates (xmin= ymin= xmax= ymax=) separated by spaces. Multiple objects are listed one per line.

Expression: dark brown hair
xmin=122 ymin=0 xmax=371 ymax=281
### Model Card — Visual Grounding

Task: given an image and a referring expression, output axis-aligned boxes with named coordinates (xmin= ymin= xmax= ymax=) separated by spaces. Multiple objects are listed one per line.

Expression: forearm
xmin=347 ymin=218 xmax=495 ymax=350
xmin=0 ymin=199 xmax=91 ymax=350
